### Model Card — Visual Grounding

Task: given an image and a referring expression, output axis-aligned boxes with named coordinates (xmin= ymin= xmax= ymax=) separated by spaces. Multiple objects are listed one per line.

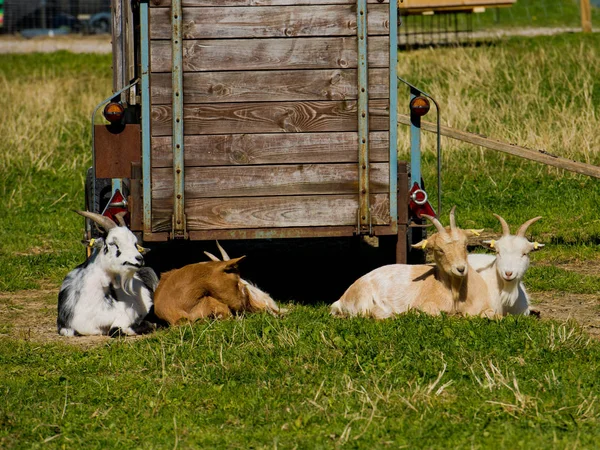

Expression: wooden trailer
xmin=90 ymin=0 xmax=442 ymax=263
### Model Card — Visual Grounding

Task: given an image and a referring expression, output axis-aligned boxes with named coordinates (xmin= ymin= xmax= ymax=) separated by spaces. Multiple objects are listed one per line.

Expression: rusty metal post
xmin=171 ymin=0 xmax=187 ymax=239
xmin=357 ymin=0 xmax=371 ymax=235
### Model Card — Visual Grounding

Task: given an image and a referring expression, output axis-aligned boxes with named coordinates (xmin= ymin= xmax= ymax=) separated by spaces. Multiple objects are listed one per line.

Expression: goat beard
xmin=450 ymin=276 xmax=465 ymax=304
xmin=119 ymin=270 xmax=136 ymax=296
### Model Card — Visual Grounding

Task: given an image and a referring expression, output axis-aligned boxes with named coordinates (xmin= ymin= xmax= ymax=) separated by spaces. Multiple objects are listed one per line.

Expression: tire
xmin=84 ymin=167 xmax=111 ymax=239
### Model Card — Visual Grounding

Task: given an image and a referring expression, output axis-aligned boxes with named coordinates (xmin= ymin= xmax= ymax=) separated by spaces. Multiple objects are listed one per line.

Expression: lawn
xmin=1 ymin=33 xmax=600 ymax=448
xmin=473 ymin=0 xmax=600 ymax=29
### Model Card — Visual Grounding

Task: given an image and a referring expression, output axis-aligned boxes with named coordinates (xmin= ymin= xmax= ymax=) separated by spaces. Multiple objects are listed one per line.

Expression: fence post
xmin=581 ymin=0 xmax=592 ymax=33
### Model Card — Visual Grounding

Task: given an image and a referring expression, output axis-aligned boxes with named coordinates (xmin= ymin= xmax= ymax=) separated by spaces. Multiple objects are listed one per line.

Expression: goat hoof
xmin=132 ymin=321 xmax=157 ymax=335
xmin=109 ymin=327 xmax=126 ymax=338
xmin=529 ymin=308 xmax=541 ymax=319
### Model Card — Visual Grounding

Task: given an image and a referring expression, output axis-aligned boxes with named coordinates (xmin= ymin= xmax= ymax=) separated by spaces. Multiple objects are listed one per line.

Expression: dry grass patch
xmin=397 ymin=35 xmax=600 ymax=166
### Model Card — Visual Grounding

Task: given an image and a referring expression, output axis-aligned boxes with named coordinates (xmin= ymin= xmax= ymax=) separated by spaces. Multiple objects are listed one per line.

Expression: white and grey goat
xmin=57 ymin=211 xmax=158 ymax=336
xmin=468 ymin=215 xmax=544 ymax=316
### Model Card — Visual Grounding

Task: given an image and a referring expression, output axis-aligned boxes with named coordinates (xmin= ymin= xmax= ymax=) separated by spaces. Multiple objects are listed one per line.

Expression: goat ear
xmin=531 ymin=241 xmax=545 ymax=251
xmin=137 ymin=245 xmax=151 ymax=255
xmin=81 ymin=237 xmax=104 ymax=249
xmin=467 ymin=228 xmax=484 ymax=237
xmin=481 ymin=239 xmax=497 ymax=249
xmin=223 ymin=255 xmax=246 ymax=273
xmin=411 ymin=239 xmax=430 ymax=251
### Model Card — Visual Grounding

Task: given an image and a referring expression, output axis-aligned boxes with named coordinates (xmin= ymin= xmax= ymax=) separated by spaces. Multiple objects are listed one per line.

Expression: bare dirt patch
xmin=0 ymin=287 xmax=113 ymax=348
xmin=532 ymin=292 xmax=600 ymax=339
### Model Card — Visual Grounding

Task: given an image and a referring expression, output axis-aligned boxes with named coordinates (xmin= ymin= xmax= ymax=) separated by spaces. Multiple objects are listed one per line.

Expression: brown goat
xmin=153 ymin=243 xmax=282 ymax=325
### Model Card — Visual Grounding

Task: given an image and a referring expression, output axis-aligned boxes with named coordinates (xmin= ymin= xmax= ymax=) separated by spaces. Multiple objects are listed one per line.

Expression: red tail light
xmin=103 ymin=102 xmax=125 ymax=123
xmin=410 ymin=96 xmax=430 ymax=117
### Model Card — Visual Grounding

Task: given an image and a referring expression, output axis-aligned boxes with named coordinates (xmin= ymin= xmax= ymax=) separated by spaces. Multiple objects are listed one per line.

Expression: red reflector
xmin=102 ymin=190 xmax=129 ymax=226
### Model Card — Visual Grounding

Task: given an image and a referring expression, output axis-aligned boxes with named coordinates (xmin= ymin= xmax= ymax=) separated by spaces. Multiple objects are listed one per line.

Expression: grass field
xmin=473 ymin=0 xmax=600 ymax=29
xmin=1 ymin=32 xmax=600 ymax=448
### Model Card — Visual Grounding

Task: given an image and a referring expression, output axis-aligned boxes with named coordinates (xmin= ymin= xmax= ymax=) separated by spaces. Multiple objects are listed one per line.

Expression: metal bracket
xmin=356 ymin=207 xmax=373 ymax=236
xmin=171 ymin=214 xmax=188 ymax=239
xmin=357 ymin=0 xmax=371 ymax=234
xmin=171 ymin=0 xmax=187 ymax=239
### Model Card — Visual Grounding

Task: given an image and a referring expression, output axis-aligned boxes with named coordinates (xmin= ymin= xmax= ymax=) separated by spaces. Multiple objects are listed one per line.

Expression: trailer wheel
xmin=84 ymin=167 xmax=112 ymax=238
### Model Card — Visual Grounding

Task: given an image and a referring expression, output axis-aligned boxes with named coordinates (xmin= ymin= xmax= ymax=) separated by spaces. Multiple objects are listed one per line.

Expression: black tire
xmin=84 ymin=167 xmax=111 ymax=239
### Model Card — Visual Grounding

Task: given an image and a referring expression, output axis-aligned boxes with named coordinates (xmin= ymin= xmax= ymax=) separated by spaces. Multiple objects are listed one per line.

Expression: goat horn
xmin=492 ymin=214 xmax=511 ymax=236
xmin=421 ymin=214 xmax=447 ymax=235
xmin=517 ymin=216 xmax=542 ymax=238
xmin=215 ymin=240 xmax=230 ymax=261
xmin=204 ymin=251 xmax=220 ymax=262
xmin=114 ymin=211 xmax=127 ymax=227
xmin=449 ymin=205 xmax=457 ymax=231
xmin=75 ymin=210 xmax=117 ymax=231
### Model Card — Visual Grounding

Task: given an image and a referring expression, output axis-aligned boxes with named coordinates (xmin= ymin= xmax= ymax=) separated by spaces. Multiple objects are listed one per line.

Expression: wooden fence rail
xmin=398 ymin=114 xmax=600 ymax=179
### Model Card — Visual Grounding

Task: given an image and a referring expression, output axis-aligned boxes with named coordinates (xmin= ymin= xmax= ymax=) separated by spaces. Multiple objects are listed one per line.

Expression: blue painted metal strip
xmin=397 ymin=75 xmax=442 ymax=215
xmin=171 ymin=0 xmax=186 ymax=238
xmin=409 ymin=88 xmax=422 ymax=187
xmin=140 ymin=0 xmax=152 ymax=235
xmin=357 ymin=0 xmax=370 ymax=234
xmin=111 ymin=178 xmax=122 ymax=194
xmin=389 ymin=0 xmax=398 ymax=228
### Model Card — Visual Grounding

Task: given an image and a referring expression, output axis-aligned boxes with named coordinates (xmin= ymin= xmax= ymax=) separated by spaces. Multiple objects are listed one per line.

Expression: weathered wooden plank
xmin=111 ymin=0 xmax=125 ymax=96
xmin=144 ymin=225 xmax=397 ymax=241
xmin=150 ymin=37 xmax=388 ymax=72
xmin=152 ymin=194 xmax=390 ymax=231
xmin=152 ymin=162 xmax=390 ymax=199
xmin=125 ymin=0 xmax=136 ymax=104
xmin=150 ymin=5 xmax=389 ymax=39
xmin=151 ymin=0 xmax=389 ymax=7
xmin=186 ymin=225 xmax=396 ymax=240
xmin=151 ymin=99 xmax=389 ymax=136
xmin=151 ymin=69 xmax=389 ymax=104
xmin=152 ymin=132 xmax=389 ymax=167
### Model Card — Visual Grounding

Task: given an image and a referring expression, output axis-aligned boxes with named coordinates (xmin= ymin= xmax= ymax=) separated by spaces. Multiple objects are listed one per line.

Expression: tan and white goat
xmin=330 ymin=207 xmax=494 ymax=319
xmin=153 ymin=242 xmax=283 ymax=325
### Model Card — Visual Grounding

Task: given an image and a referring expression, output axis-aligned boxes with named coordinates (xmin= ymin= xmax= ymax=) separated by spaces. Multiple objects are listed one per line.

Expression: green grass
xmin=2 ymin=33 xmax=600 ymax=448
xmin=0 ymin=52 xmax=111 ymax=291
xmin=2 ymin=308 xmax=600 ymax=449
xmin=397 ymin=33 xmax=600 ymax=245
xmin=400 ymin=0 xmax=600 ymax=45
xmin=474 ymin=0 xmax=600 ymax=30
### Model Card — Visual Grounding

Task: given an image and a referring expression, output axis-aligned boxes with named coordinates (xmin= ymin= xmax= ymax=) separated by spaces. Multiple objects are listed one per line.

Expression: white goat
xmin=57 ymin=211 xmax=157 ymax=336
xmin=468 ymin=215 xmax=544 ymax=316
xmin=331 ymin=207 xmax=494 ymax=319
